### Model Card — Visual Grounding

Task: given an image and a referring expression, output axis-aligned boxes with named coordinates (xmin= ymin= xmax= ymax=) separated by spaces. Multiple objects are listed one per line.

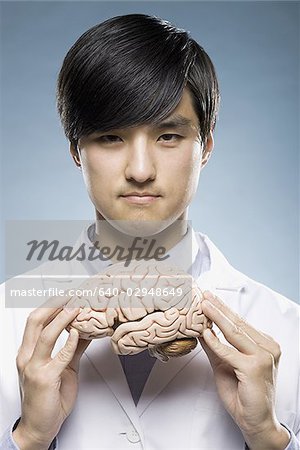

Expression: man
xmin=0 ymin=14 xmax=299 ymax=450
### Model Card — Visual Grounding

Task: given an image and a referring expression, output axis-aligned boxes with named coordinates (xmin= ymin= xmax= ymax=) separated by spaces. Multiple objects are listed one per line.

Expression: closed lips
xmin=121 ymin=192 xmax=161 ymax=197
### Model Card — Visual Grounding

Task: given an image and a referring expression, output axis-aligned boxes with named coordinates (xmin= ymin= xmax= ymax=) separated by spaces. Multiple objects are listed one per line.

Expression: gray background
xmin=0 ymin=1 xmax=299 ymax=302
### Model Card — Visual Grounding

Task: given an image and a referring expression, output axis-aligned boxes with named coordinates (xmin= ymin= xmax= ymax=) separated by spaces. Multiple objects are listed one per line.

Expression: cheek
xmin=163 ymin=142 xmax=202 ymax=194
xmin=80 ymin=150 xmax=117 ymax=192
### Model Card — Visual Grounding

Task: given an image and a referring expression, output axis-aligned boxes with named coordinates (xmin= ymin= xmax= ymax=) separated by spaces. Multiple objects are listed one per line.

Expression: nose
xmin=124 ymin=137 xmax=156 ymax=183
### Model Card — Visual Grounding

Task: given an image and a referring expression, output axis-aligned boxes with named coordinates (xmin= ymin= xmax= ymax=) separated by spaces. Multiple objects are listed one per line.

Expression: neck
xmin=92 ymin=210 xmax=188 ymax=264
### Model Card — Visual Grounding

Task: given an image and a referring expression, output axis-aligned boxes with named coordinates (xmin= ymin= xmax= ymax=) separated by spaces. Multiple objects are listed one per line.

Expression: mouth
xmin=120 ymin=192 xmax=161 ymax=205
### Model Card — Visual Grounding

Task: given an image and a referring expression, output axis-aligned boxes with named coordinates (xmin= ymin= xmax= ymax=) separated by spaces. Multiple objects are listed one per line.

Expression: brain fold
xmin=67 ymin=260 xmax=212 ymax=359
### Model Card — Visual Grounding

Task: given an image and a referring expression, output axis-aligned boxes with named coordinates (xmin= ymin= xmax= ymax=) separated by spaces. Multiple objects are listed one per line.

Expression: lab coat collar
xmin=196 ymin=232 xmax=248 ymax=292
xmin=39 ymin=225 xmax=247 ymax=293
xmin=77 ymin=221 xmax=200 ymax=275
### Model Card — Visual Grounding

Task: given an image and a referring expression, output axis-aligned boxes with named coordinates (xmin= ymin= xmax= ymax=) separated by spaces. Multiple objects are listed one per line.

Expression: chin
xmin=106 ymin=218 xmax=171 ymax=237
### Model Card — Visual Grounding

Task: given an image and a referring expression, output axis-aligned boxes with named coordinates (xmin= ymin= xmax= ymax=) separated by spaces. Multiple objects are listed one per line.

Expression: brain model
xmin=66 ymin=260 xmax=212 ymax=361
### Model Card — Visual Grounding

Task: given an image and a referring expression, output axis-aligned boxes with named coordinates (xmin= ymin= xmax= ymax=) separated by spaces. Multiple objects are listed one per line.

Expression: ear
xmin=201 ymin=131 xmax=214 ymax=168
xmin=70 ymin=142 xmax=81 ymax=168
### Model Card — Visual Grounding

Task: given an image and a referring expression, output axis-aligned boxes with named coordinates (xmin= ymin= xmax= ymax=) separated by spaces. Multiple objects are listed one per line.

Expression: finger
xmin=199 ymin=333 xmax=235 ymax=373
xmin=203 ymin=291 xmax=272 ymax=342
xmin=198 ymin=331 xmax=222 ymax=367
xmin=17 ymin=294 xmax=72 ymax=366
xmin=52 ymin=329 xmax=80 ymax=373
xmin=30 ymin=307 xmax=80 ymax=363
xmin=203 ymin=291 xmax=281 ymax=359
xmin=199 ymin=328 xmax=241 ymax=368
xmin=202 ymin=299 xmax=258 ymax=355
xmin=68 ymin=337 xmax=91 ymax=372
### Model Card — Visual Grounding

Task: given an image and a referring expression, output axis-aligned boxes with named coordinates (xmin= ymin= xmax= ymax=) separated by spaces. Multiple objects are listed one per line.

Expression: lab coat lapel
xmin=136 ymin=343 xmax=205 ymax=416
xmin=84 ymin=338 xmax=145 ymax=440
xmin=136 ymin=287 xmax=244 ymax=417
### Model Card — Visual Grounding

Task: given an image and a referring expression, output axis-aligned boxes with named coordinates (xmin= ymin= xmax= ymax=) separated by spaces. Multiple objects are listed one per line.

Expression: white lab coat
xmin=0 ymin=232 xmax=299 ymax=449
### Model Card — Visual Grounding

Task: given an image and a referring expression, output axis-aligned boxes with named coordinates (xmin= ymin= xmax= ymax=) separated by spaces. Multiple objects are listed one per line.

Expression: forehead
xmin=170 ymin=87 xmax=198 ymax=122
xmin=138 ymin=88 xmax=199 ymax=134
xmin=79 ymin=87 xmax=199 ymax=145
xmin=117 ymin=87 xmax=199 ymax=130
xmin=119 ymin=87 xmax=199 ymax=131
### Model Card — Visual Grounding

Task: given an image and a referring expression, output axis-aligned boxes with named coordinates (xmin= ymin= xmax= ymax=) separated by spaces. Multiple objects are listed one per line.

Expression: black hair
xmin=57 ymin=14 xmax=220 ymax=146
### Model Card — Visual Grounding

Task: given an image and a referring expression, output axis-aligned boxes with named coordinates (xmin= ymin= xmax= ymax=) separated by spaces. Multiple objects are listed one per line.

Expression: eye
xmin=158 ymin=134 xmax=182 ymax=142
xmin=95 ymin=135 xmax=123 ymax=144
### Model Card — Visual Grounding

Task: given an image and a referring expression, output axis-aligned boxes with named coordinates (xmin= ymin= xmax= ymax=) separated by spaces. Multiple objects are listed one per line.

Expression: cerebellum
xmin=66 ymin=260 xmax=212 ymax=361
xmin=149 ymin=337 xmax=198 ymax=362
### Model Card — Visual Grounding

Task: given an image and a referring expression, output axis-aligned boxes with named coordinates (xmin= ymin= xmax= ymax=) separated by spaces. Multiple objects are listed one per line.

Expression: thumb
xmin=52 ymin=329 xmax=80 ymax=373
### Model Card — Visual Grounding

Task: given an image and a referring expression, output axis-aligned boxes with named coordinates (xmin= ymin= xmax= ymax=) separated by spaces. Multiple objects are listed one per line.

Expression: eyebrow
xmin=153 ymin=114 xmax=198 ymax=131
xmin=82 ymin=114 xmax=199 ymax=144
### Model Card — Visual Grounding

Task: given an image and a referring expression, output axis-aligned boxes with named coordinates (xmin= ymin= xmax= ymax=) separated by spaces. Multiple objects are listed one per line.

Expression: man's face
xmin=72 ymin=88 xmax=213 ymax=233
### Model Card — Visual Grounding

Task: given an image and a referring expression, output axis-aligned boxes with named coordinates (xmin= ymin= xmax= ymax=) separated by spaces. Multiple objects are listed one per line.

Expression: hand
xmin=13 ymin=294 xmax=90 ymax=450
xmin=199 ymin=291 xmax=290 ymax=450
